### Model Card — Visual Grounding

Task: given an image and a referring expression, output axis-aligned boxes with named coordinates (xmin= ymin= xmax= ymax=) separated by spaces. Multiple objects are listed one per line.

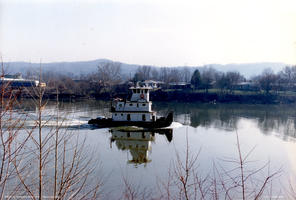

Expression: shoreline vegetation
xmin=18 ymin=87 xmax=296 ymax=104
xmin=4 ymin=61 xmax=296 ymax=104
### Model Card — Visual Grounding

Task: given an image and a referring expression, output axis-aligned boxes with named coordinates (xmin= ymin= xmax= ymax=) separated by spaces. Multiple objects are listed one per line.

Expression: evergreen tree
xmin=191 ymin=69 xmax=201 ymax=89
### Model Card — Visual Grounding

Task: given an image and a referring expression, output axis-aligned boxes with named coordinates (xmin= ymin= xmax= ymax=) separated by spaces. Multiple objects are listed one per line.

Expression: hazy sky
xmin=1 ymin=0 xmax=296 ymax=66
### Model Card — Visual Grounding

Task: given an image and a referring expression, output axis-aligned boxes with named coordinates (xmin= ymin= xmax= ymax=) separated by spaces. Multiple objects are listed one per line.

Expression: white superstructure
xmin=111 ymin=86 xmax=157 ymax=122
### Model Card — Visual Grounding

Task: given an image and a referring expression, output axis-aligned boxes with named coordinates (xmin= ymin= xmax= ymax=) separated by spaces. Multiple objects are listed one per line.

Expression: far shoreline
xmin=16 ymin=88 xmax=296 ymax=105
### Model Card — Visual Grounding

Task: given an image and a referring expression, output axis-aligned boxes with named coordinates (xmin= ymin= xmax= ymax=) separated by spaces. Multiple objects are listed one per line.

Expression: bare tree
xmin=258 ymin=68 xmax=277 ymax=94
xmin=223 ymin=71 xmax=245 ymax=93
xmin=151 ymin=68 xmax=159 ymax=81
xmin=0 ymin=59 xmax=32 ymax=199
xmin=160 ymin=67 xmax=169 ymax=84
xmin=278 ymin=65 xmax=296 ymax=91
xmin=215 ymin=131 xmax=281 ymax=199
xmin=121 ymin=175 xmax=151 ymax=200
xmin=133 ymin=65 xmax=152 ymax=81
xmin=216 ymin=72 xmax=228 ymax=92
xmin=181 ymin=67 xmax=191 ymax=83
xmin=14 ymin=68 xmax=103 ymax=199
xmin=97 ymin=62 xmax=122 ymax=86
xmin=159 ymin=133 xmax=211 ymax=200
xmin=158 ymin=131 xmax=281 ymax=200
xmin=168 ymin=68 xmax=182 ymax=83
xmin=140 ymin=65 xmax=152 ymax=80
xmin=201 ymin=67 xmax=218 ymax=93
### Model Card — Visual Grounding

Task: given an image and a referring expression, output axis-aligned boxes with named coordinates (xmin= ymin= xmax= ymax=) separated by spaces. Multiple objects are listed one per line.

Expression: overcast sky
xmin=0 ymin=0 xmax=296 ymax=66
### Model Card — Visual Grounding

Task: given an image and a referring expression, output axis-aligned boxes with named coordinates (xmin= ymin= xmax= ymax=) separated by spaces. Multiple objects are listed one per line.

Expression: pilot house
xmin=111 ymin=86 xmax=156 ymax=122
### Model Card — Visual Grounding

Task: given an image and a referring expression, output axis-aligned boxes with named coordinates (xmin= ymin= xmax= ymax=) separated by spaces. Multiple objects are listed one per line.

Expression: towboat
xmin=88 ymin=86 xmax=173 ymax=128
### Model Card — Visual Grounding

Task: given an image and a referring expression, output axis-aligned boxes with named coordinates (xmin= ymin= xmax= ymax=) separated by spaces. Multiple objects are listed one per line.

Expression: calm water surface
xmin=19 ymin=100 xmax=296 ymax=198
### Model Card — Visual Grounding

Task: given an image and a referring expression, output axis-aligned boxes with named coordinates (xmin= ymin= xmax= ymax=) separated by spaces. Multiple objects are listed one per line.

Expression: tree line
xmin=21 ymin=62 xmax=296 ymax=99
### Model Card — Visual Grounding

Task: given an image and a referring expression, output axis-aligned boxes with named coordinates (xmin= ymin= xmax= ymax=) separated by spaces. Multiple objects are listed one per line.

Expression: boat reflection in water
xmin=110 ymin=128 xmax=173 ymax=165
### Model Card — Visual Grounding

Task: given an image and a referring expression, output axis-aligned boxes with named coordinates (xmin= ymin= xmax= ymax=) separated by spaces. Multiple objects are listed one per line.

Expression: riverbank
xmin=89 ymin=89 xmax=296 ymax=104
xmin=15 ymin=88 xmax=296 ymax=104
xmin=150 ymin=89 xmax=296 ymax=104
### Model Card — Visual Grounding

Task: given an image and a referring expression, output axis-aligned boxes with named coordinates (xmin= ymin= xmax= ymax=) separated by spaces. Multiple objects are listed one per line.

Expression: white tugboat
xmin=88 ymin=86 xmax=173 ymax=128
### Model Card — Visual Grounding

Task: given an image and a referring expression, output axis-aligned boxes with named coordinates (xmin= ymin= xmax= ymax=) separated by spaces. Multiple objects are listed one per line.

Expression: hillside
xmin=3 ymin=59 xmax=286 ymax=79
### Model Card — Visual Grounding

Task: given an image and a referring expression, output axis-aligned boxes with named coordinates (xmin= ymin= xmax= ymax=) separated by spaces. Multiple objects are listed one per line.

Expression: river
xmin=13 ymin=99 xmax=296 ymax=199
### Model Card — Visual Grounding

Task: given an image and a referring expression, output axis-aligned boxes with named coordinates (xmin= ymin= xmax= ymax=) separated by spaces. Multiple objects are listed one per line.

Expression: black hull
xmin=88 ymin=112 xmax=173 ymax=129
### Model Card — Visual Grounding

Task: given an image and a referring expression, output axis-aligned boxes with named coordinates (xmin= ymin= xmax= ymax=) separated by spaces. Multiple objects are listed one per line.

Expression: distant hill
xmin=207 ymin=62 xmax=286 ymax=78
xmin=3 ymin=59 xmax=138 ymax=78
xmin=3 ymin=59 xmax=287 ymax=79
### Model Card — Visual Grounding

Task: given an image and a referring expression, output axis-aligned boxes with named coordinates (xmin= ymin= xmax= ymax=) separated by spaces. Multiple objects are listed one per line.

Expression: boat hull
xmin=88 ymin=112 xmax=173 ymax=129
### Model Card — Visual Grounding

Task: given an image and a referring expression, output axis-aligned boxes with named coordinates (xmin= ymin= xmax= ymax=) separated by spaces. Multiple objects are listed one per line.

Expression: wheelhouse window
xmin=129 ymin=103 xmax=133 ymax=106
xmin=142 ymin=104 xmax=146 ymax=106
